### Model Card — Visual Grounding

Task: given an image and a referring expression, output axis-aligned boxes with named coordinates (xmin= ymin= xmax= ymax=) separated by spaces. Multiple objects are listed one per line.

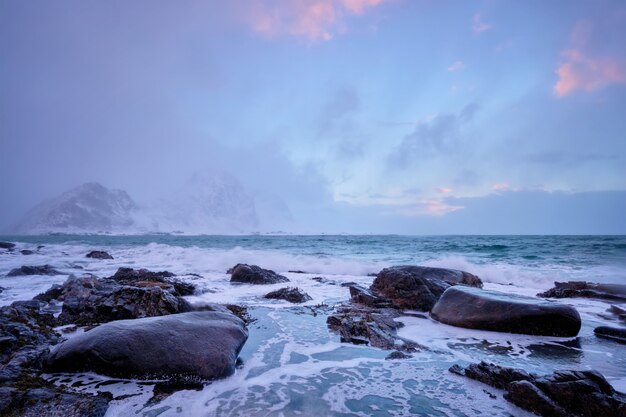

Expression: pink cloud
xmin=246 ymin=0 xmax=387 ymax=41
xmin=554 ymin=49 xmax=626 ymax=97
xmin=472 ymin=13 xmax=492 ymax=33
xmin=554 ymin=23 xmax=626 ymax=97
xmin=492 ymin=183 xmax=510 ymax=191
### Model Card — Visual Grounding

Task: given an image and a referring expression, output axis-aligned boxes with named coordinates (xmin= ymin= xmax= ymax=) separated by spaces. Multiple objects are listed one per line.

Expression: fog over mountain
xmin=10 ymin=173 xmax=293 ymax=235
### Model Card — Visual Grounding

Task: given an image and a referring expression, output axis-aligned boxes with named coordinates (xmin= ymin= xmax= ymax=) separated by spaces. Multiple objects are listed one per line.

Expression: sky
xmin=1 ymin=0 xmax=626 ymax=234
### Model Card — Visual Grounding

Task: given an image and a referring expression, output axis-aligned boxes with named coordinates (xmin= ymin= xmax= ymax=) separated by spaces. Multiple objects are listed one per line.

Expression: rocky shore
xmin=1 ymin=244 xmax=625 ymax=416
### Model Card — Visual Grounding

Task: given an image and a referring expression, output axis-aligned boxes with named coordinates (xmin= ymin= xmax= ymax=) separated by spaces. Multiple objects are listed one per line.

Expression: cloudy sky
xmin=1 ymin=0 xmax=626 ymax=234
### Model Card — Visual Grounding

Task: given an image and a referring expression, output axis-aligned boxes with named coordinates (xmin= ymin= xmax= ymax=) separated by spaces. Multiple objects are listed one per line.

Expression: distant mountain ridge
xmin=11 ymin=174 xmax=291 ymax=235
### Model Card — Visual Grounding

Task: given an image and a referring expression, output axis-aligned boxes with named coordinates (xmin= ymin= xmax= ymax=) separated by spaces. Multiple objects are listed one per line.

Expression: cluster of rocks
xmin=0 ymin=300 xmax=111 ymax=416
xmin=7 ymin=265 xmax=62 ymax=277
xmin=450 ymin=361 xmax=626 ymax=417
xmin=327 ymin=265 xmax=584 ymax=352
xmin=0 ymin=252 xmax=252 ymax=416
xmin=325 ymin=265 xmax=486 ymax=352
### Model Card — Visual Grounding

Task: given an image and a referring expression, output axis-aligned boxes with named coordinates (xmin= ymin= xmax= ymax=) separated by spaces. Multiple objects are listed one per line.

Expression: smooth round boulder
xmin=431 ymin=286 xmax=581 ymax=337
xmin=371 ymin=266 xmax=483 ymax=311
xmin=44 ymin=311 xmax=248 ymax=381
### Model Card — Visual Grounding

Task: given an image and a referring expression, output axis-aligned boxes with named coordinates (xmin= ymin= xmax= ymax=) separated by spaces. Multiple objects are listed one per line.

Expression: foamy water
xmin=1 ymin=235 xmax=625 ymax=416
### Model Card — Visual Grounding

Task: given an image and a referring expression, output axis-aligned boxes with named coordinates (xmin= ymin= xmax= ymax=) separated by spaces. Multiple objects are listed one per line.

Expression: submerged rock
xmin=44 ymin=311 xmax=248 ymax=382
xmin=538 ymin=281 xmax=626 ymax=302
xmin=36 ymin=274 xmax=192 ymax=326
xmin=0 ymin=241 xmax=16 ymax=250
xmin=450 ymin=361 xmax=626 ymax=417
xmin=86 ymin=250 xmax=114 ymax=260
xmin=20 ymin=249 xmax=35 ymax=255
xmin=7 ymin=265 xmax=63 ymax=277
xmin=594 ymin=326 xmax=626 ymax=344
xmin=371 ymin=265 xmax=483 ymax=311
xmin=264 ymin=287 xmax=312 ymax=303
xmin=230 ymin=264 xmax=289 ymax=285
xmin=431 ymin=286 xmax=581 ymax=337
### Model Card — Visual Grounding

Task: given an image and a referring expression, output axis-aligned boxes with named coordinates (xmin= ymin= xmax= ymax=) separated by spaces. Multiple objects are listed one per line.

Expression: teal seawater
xmin=2 ymin=234 xmax=626 ymax=269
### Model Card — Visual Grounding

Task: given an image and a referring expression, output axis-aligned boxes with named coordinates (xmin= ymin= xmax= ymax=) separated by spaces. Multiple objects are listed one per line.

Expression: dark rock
xmin=110 ymin=267 xmax=195 ymax=296
xmin=371 ymin=265 xmax=483 ymax=311
xmin=385 ymin=351 xmax=412 ymax=360
xmin=37 ymin=275 xmax=193 ymax=326
xmin=0 ymin=300 xmax=111 ymax=416
xmin=44 ymin=311 xmax=248 ymax=382
xmin=0 ymin=241 xmax=16 ymax=250
xmin=450 ymin=361 xmax=626 ymax=417
xmin=7 ymin=265 xmax=63 ymax=277
xmin=86 ymin=250 xmax=114 ymax=260
xmin=431 ymin=286 xmax=581 ymax=336
xmin=327 ymin=304 xmax=420 ymax=351
xmin=0 ymin=385 xmax=110 ymax=417
xmin=449 ymin=361 xmax=534 ymax=390
xmin=288 ymin=270 xmax=307 ymax=274
xmin=20 ymin=249 xmax=35 ymax=255
xmin=0 ymin=286 xmax=4 ymax=294
xmin=230 ymin=264 xmax=289 ymax=285
xmin=538 ymin=281 xmax=626 ymax=302
xmin=594 ymin=326 xmax=626 ymax=344
xmin=264 ymin=287 xmax=312 ymax=303
xmin=349 ymin=285 xmax=391 ymax=308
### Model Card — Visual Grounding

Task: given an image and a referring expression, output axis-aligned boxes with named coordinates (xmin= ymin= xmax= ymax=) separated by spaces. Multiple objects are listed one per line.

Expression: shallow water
xmin=1 ymin=235 xmax=625 ymax=416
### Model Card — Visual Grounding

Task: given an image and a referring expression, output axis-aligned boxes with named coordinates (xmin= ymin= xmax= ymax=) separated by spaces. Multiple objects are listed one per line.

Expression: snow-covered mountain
xmin=12 ymin=173 xmax=292 ymax=235
xmin=12 ymin=182 xmax=137 ymax=234
xmin=135 ymin=173 xmax=261 ymax=234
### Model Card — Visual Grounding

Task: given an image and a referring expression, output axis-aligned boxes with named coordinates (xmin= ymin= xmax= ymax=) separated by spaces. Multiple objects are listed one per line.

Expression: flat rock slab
xmin=431 ymin=286 xmax=581 ymax=336
xmin=44 ymin=311 xmax=248 ymax=381
xmin=594 ymin=326 xmax=626 ymax=344
xmin=7 ymin=265 xmax=63 ymax=277
xmin=538 ymin=281 xmax=626 ymax=302
xmin=371 ymin=265 xmax=483 ymax=311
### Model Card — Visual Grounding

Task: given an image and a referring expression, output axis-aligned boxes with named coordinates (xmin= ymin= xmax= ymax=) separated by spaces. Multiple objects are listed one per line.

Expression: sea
xmin=1 ymin=234 xmax=625 ymax=416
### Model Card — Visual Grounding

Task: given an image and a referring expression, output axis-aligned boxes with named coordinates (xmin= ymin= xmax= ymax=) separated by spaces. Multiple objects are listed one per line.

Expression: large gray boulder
xmin=44 ymin=311 xmax=248 ymax=381
xmin=230 ymin=264 xmax=289 ymax=285
xmin=370 ymin=266 xmax=483 ymax=311
xmin=431 ymin=286 xmax=581 ymax=337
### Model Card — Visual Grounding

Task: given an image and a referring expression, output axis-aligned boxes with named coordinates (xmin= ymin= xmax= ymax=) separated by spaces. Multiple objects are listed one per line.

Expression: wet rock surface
xmin=7 ymin=265 xmax=63 ymax=277
xmin=0 ymin=300 xmax=110 ymax=416
xmin=327 ymin=285 xmax=421 ymax=351
xmin=264 ymin=287 xmax=312 ymax=303
xmin=431 ymin=286 xmax=582 ymax=337
xmin=450 ymin=361 xmax=626 ymax=417
xmin=35 ymin=274 xmax=193 ymax=326
xmin=230 ymin=264 xmax=290 ymax=285
xmin=44 ymin=311 xmax=248 ymax=382
xmin=110 ymin=267 xmax=195 ymax=296
xmin=371 ymin=265 xmax=483 ymax=311
xmin=594 ymin=326 xmax=626 ymax=344
xmin=86 ymin=250 xmax=114 ymax=260
xmin=538 ymin=281 xmax=626 ymax=302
